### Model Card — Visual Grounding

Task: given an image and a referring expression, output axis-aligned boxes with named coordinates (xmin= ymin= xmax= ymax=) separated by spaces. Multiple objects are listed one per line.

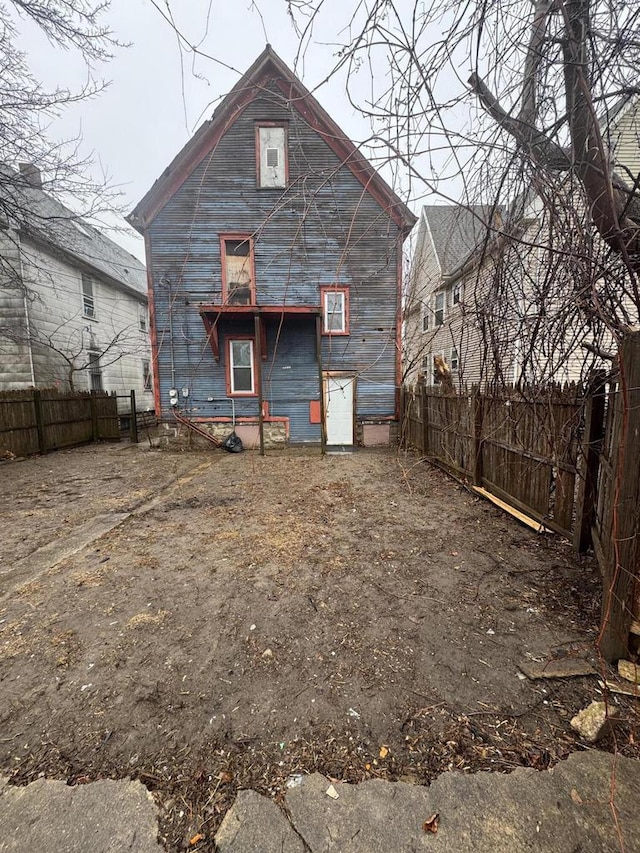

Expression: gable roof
xmin=2 ymin=167 xmax=147 ymax=297
xmin=421 ymin=204 xmax=495 ymax=276
xmin=128 ymin=45 xmax=416 ymax=236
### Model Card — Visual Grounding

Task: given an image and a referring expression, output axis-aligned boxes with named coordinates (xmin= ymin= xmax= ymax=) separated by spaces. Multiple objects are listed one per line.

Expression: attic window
xmin=256 ymin=123 xmax=288 ymax=189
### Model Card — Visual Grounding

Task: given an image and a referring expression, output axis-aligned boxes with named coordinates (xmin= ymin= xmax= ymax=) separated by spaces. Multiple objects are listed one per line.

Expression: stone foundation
xmin=158 ymin=420 xmax=287 ymax=450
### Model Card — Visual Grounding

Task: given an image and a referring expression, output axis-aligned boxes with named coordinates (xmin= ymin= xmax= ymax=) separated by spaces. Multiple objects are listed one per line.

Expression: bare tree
xmin=0 ymin=1 xmax=120 ymax=280
xmin=289 ymin=0 xmax=640 ymax=370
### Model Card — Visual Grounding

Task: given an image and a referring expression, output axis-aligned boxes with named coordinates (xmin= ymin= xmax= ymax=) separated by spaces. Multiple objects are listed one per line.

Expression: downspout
xmin=18 ymin=241 xmax=36 ymax=385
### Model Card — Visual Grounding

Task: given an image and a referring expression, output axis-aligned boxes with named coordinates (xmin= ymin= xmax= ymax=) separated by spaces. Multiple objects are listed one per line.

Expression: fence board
xmin=402 ymin=383 xmax=583 ymax=540
xmin=0 ymin=388 xmax=119 ymax=456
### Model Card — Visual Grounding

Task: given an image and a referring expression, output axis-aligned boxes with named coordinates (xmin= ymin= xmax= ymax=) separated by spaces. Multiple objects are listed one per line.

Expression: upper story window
xmin=421 ymin=303 xmax=429 ymax=333
xmin=321 ymin=286 xmax=349 ymax=335
xmin=256 ymin=122 xmax=288 ymax=189
xmin=452 ymin=281 xmax=462 ymax=305
xmin=82 ymin=274 xmax=96 ymax=319
xmin=434 ymin=291 xmax=445 ymax=327
xmin=138 ymin=303 xmax=148 ymax=332
xmin=220 ymin=235 xmax=255 ymax=305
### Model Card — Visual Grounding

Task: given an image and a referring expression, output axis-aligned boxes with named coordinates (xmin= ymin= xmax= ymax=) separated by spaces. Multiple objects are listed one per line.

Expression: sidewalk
xmin=1 ymin=750 xmax=638 ymax=852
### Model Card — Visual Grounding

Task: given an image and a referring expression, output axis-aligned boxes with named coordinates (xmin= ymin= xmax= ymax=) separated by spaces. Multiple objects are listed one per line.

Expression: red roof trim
xmin=128 ymin=47 xmax=416 ymax=235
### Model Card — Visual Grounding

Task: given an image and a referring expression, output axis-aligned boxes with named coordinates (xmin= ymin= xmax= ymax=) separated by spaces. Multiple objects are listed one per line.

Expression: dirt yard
xmin=0 ymin=443 xmax=635 ymax=850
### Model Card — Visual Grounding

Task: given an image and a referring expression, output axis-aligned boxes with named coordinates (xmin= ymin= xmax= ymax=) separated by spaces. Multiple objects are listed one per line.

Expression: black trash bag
xmin=222 ymin=431 xmax=243 ymax=453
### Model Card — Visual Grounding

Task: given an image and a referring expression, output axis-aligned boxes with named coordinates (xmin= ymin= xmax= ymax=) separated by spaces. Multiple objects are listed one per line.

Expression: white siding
xmin=9 ymin=238 xmax=153 ymax=407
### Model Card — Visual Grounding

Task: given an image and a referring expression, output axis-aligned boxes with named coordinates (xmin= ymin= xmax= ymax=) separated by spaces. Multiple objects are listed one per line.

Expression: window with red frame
xmin=321 ymin=287 xmax=349 ymax=334
xmin=228 ymin=339 xmax=255 ymax=395
xmin=221 ymin=236 xmax=254 ymax=305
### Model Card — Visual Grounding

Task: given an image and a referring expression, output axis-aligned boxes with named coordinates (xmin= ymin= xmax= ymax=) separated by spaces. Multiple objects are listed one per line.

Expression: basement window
xmin=221 ymin=235 xmax=255 ymax=305
xmin=256 ymin=123 xmax=288 ymax=189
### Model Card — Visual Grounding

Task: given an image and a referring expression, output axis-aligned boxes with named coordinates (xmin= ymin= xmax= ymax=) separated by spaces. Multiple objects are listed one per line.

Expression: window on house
xmin=221 ymin=236 xmax=254 ymax=305
xmin=421 ymin=304 xmax=429 ymax=332
xmin=228 ymin=339 xmax=255 ymax=395
xmin=434 ymin=291 xmax=445 ymax=326
xmin=321 ymin=287 xmax=349 ymax=334
xmin=142 ymin=359 xmax=152 ymax=391
xmin=452 ymin=282 xmax=462 ymax=305
xmin=82 ymin=274 xmax=95 ymax=319
xmin=88 ymin=350 xmax=103 ymax=392
xmin=139 ymin=303 xmax=148 ymax=332
xmin=256 ymin=124 xmax=288 ymax=188
xmin=450 ymin=347 xmax=459 ymax=371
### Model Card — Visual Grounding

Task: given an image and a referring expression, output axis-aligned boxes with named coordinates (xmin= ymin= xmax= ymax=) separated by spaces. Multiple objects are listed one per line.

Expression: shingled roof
xmin=2 ymin=167 xmax=146 ymax=297
xmin=421 ymin=205 xmax=495 ymax=277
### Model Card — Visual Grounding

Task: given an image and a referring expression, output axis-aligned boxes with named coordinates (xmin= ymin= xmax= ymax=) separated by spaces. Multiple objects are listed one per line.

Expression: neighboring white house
xmin=405 ymin=96 xmax=640 ymax=389
xmin=0 ymin=164 xmax=153 ymax=408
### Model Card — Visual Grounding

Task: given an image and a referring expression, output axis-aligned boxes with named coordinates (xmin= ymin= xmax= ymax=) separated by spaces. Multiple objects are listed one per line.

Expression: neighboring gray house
xmin=0 ymin=164 xmax=153 ymax=406
xmin=405 ymin=95 xmax=640 ymax=389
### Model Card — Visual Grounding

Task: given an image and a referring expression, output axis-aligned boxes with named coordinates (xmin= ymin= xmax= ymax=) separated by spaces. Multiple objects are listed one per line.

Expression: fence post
xmin=32 ymin=388 xmax=46 ymax=454
xmin=472 ymin=387 xmax=484 ymax=486
xmin=130 ymin=390 xmax=139 ymax=444
xmin=599 ymin=332 xmax=640 ymax=662
xmin=421 ymin=384 xmax=429 ymax=456
xmin=89 ymin=392 xmax=99 ymax=442
xmin=573 ymin=372 xmax=606 ymax=553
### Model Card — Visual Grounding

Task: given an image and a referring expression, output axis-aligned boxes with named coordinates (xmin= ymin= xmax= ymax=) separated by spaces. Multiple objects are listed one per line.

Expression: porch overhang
xmin=199 ymin=304 xmax=321 ymax=361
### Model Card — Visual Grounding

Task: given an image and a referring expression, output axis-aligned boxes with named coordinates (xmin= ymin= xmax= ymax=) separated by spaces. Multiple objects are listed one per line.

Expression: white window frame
xmin=88 ymin=350 xmax=103 ymax=392
xmin=142 ymin=359 xmax=152 ymax=391
xmin=321 ymin=288 xmax=348 ymax=334
xmin=434 ymin=291 xmax=445 ymax=327
xmin=450 ymin=347 xmax=459 ymax=372
xmin=138 ymin=303 xmax=148 ymax=332
xmin=421 ymin=303 xmax=429 ymax=333
xmin=229 ymin=339 xmax=255 ymax=396
xmin=452 ymin=281 xmax=462 ymax=306
xmin=82 ymin=274 xmax=96 ymax=319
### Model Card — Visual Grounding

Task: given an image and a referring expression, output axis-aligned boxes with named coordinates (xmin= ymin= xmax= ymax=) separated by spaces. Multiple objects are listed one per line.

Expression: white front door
xmin=325 ymin=376 xmax=354 ymax=445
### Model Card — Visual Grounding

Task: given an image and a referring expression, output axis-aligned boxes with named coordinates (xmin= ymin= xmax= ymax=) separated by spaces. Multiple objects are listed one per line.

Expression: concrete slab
xmin=216 ymin=789 xmax=304 ymax=853
xmin=0 ymin=776 xmax=162 ymax=852
xmin=216 ymin=751 xmax=640 ymax=853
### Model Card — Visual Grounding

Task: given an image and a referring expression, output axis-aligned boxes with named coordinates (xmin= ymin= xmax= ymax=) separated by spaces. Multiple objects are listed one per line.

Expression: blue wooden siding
xmin=149 ymin=80 xmax=400 ymax=436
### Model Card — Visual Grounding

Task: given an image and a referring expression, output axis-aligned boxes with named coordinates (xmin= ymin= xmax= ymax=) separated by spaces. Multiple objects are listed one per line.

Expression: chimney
xmin=18 ymin=163 xmax=43 ymax=189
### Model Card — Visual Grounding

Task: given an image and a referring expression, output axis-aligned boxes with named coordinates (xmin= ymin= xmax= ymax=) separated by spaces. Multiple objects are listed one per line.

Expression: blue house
xmin=128 ymin=46 xmax=415 ymax=449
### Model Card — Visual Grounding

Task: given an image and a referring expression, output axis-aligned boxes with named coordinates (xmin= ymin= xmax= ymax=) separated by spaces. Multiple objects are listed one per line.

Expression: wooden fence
xmin=0 ymin=388 xmax=120 ymax=456
xmin=401 ymin=383 xmax=584 ymax=540
xmin=401 ymin=351 xmax=640 ymax=663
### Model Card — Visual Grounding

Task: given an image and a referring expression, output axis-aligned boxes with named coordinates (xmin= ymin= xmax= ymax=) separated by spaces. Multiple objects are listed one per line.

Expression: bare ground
xmin=0 ymin=443 xmax=637 ymax=850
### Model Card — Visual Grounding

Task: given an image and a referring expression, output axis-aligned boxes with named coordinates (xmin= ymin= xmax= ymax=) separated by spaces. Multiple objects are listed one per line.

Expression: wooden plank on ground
xmin=472 ymin=486 xmax=551 ymax=533
xmin=519 ymin=659 xmax=595 ymax=679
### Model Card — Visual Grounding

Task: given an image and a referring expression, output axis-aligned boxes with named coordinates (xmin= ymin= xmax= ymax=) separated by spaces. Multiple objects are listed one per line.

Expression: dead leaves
xmin=422 ymin=813 xmax=439 ymax=834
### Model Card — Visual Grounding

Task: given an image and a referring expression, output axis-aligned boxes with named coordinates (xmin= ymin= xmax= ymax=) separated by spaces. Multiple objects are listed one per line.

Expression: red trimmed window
xmin=226 ymin=337 xmax=256 ymax=396
xmin=256 ymin=122 xmax=288 ymax=189
xmin=220 ymin=235 xmax=255 ymax=305
xmin=321 ymin=286 xmax=349 ymax=335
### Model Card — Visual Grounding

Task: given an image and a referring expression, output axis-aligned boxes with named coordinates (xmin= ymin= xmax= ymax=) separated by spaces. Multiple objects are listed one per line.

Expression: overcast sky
xmin=15 ymin=0 xmax=467 ymax=261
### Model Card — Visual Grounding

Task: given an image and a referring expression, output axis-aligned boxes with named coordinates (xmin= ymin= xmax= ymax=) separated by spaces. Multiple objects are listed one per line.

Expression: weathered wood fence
xmin=0 ymin=388 xmax=120 ymax=456
xmin=401 ymin=383 xmax=584 ymax=540
xmin=401 ymin=338 xmax=640 ymax=663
